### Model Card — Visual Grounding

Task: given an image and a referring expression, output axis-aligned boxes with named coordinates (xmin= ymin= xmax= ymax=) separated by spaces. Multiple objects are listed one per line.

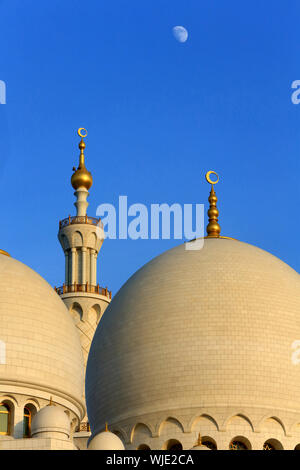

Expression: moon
xmin=172 ymin=26 xmax=188 ymax=43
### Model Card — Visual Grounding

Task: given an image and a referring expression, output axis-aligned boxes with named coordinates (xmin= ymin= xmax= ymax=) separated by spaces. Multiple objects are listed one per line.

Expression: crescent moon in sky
xmin=172 ymin=26 xmax=188 ymax=43
xmin=205 ymin=171 xmax=219 ymax=185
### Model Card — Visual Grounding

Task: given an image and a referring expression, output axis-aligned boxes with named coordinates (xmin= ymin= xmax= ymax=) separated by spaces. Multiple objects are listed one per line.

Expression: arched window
xmin=137 ymin=444 xmax=151 ymax=450
xmin=263 ymin=439 xmax=283 ymax=450
xmin=202 ymin=437 xmax=217 ymax=450
xmin=169 ymin=443 xmax=183 ymax=451
xmin=23 ymin=406 xmax=32 ymax=437
xmin=263 ymin=442 xmax=275 ymax=450
xmin=0 ymin=403 xmax=10 ymax=435
xmin=229 ymin=440 xmax=248 ymax=450
xmin=163 ymin=439 xmax=183 ymax=451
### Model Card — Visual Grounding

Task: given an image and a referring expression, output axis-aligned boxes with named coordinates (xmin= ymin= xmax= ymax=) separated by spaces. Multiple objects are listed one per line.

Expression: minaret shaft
xmin=74 ymin=187 xmax=89 ymax=217
xmin=61 ymin=245 xmax=98 ymax=286
xmin=56 ymin=128 xmax=111 ymax=431
xmin=59 ymin=229 xmax=103 ymax=287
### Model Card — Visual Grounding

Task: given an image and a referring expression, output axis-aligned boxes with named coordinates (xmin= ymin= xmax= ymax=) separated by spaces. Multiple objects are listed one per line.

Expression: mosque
xmin=0 ymin=128 xmax=300 ymax=451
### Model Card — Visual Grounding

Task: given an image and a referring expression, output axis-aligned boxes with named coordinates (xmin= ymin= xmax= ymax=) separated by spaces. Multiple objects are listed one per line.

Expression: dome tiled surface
xmin=86 ymin=238 xmax=300 ymax=443
xmin=0 ymin=253 xmax=84 ymax=412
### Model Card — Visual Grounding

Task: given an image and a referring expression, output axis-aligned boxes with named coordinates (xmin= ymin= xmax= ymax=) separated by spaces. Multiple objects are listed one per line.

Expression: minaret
xmin=56 ymin=128 xmax=111 ymax=433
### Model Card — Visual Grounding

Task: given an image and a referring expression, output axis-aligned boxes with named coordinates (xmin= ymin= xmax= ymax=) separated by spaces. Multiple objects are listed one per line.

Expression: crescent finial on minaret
xmin=205 ymin=170 xmax=221 ymax=238
xmin=71 ymin=128 xmax=93 ymax=191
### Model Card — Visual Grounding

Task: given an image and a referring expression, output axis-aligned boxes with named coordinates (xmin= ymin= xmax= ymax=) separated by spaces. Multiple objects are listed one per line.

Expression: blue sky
xmin=0 ymin=0 xmax=299 ymax=295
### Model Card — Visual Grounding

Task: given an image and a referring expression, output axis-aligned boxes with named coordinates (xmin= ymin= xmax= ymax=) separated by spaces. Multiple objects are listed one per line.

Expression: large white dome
xmin=86 ymin=238 xmax=300 ymax=448
xmin=0 ymin=253 xmax=84 ymax=418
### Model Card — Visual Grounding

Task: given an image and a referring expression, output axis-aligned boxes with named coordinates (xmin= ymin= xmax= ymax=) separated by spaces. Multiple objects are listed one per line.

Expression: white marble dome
xmin=88 ymin=430 xmax=125 ymax=450
xmin=31 ymin=405 xmax=70 ymax=438
xmin=86 ymin=238 xmax=300 ymax=449
xmin=0 ymin=253 xmax=85 ymax=420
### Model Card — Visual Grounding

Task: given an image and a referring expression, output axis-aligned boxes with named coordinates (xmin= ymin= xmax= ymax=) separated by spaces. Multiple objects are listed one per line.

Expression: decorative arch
xmin=70 ymin=302 xmax=83 ymax=321
xmin=89 ymin=304 xmax=102 ymax=324
xmin=190 ymin=413 xmax=219 ymax=432
xmin=131 ymin=422 xmax=152 ymax=443
xmin=73 ymin=231 xmax=83 ymax=247
xmin=0 ymin=395 xmax=18 ymax=407
xmin=70 ymin=417 xmax=78 ymax=433
xmin=223 ymin=413 xmax=254 ymax=432
xmin=258 ymin=415 xmax=286 ymax=436
xmin=87 ymin=232 xmax=97 ymax=249
xmin=24 ymin=398 xmax=40 ymax=410
xmin=158 ymin=417 xmax=184 ymax=436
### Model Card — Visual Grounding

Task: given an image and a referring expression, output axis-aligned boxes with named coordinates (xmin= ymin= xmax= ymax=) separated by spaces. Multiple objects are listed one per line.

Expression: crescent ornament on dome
xmin=205 ymin=170 xmax=219 ymax=185
xmin=78 ymin=127 xmax=88 ymax=138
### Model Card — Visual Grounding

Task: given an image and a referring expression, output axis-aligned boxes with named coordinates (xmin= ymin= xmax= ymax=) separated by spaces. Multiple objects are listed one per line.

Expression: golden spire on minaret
xmin=205 ymin=170 xmax=221 ymax=238
xmin=71 ymin=128 xmax=93 ymax=190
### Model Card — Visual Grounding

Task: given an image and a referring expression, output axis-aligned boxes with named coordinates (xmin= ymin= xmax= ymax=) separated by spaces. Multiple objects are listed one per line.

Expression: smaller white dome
xmin=88 ymin=431 xmax=125 ymax=450
xmin=190 ymin=445 xmax=211 ymax=451
xmin=31 ymin=405 xmax=70 ymax=439
xmin=190 ymin=435 xmax=211 ymax=450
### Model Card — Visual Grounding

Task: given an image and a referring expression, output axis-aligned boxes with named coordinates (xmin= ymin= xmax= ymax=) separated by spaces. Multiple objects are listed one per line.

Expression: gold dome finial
xmin=71 ymin=128 xmax=93 ymax=190
xmin=205 ymin=170 xmax=221 ymax=238
xmin=48 ymin=396 xmax=54 ymax=406
xmin=105 ymin=422 xmax=109 ymax=432
xmin=0 ymin=249 xmax=10 ymax=257
xmin=193 ymin=433 xmax=202 ymax=448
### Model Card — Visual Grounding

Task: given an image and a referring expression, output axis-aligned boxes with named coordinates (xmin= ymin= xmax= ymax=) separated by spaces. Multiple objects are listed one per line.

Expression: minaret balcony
xmin=59 ymin=215 xmax=103 ymax=230
xmin=54 ymin=283 xmax=112 ymax=299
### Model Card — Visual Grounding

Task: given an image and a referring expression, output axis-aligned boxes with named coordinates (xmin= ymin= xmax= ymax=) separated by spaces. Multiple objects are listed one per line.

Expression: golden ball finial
xmin=71 ymin=128 xmax=93 ymax=190
xmin=79 ymin=140 xmax=86 ymax=151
